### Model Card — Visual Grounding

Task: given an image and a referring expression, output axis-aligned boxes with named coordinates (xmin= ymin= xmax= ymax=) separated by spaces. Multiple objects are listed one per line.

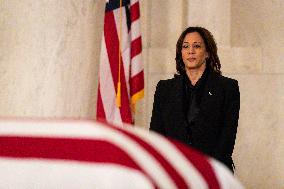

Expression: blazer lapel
xmin=171 ymin=75 xmax=185 ymax=111
xmin=200 ymin=71 xmax=221 ymax=111
xmin=170 ymin=76 xmax=189 ymax=127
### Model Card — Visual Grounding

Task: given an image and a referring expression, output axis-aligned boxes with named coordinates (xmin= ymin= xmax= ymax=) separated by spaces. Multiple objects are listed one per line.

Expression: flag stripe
xmin=96 ymin=87 xmax=106 ymax=121
xmin=104 ymin=11 xmax=132 ymax=124
xmin=0 ymin=137 xmax=139 ymax=168
xmin=130 ymin=1 xmax=140 ymax=22
xmin=173 ymin=142 xmax=221 ymax=189
xmin=119 ymin=126 xmax=211 ymax=189
xmin=130 ymin=19 xmax=142 ymax=40
xmin=130 ymin=71 xmax=144 ymax=96
xmin=114 ymin=7 xmax=131 ymax=93
xmin=131 ymin=36 xmax=142 ymax=59
xmin=98 ymin=35 xmax=122 ymax=124
xmin=130 ymin=0 xmax=139 ymax=6
xmin=0 ymin=136 xmax=157 ymax=188
xmin=103 ymin=11 xmax=119 ymax=92
xmin=130 ymin=53 xmax=143 ymax=76
xmin=112 ymin=127 xmax=189 ymax=189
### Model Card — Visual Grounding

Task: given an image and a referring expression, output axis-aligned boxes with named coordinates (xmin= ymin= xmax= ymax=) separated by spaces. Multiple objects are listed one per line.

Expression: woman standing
xmin=150 ymin=26 xmax=240 ymax=172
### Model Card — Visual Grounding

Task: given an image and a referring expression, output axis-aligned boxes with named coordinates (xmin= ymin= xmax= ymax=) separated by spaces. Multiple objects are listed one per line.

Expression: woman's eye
xmin=193 ymin=44 xmax=201 ymax=48
xmin=182 ymin=45 xmax=189 ymax=48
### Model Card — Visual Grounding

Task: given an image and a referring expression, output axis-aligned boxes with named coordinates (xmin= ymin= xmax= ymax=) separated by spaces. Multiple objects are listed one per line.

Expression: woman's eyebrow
xmin=182 ymin=41 xmax=202 ymax=44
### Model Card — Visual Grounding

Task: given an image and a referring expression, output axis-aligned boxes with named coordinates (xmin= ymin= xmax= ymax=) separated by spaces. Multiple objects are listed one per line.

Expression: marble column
xmin=0 ymin=0 xmax=105 ymax=118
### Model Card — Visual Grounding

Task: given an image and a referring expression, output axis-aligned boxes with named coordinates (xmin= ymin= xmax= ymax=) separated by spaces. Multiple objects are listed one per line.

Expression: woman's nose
xmin=188 ymin=47 xmax=195 ymax=54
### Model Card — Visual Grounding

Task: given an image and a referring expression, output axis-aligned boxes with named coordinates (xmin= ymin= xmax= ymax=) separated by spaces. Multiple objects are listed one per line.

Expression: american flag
xmin=96 ymin=0 xmax=144 ymax=126
xmin=0 ymin=119 xmax=244 ymax=189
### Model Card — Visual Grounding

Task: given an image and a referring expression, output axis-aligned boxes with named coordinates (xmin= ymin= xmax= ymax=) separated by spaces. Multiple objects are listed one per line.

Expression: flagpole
xmin=116 ymin=0 xmax=123 ymax=108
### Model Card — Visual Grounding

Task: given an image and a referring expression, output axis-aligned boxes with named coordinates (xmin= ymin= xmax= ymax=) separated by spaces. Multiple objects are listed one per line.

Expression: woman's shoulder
xmin=206 ymin=70 xmax=238 ymax=91
xmin=217 ymin=75 xmax=239 ymax=93
xmin=218 ymin=75 xmax=238 ymax=85
xmin=158 ymin=74 xmax=183 ymax=85
xmin=155 ymin=75 xmax=183 ymax=91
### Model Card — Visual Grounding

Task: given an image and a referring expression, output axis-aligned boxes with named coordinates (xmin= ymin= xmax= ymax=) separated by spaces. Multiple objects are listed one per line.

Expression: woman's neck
xmin=186 ymin=66 xmax=206 ymax=86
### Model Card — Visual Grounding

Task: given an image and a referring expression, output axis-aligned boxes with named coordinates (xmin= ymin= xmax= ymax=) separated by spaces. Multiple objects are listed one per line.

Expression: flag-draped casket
xmin=0 ymin=119 xmax=243 ymax=189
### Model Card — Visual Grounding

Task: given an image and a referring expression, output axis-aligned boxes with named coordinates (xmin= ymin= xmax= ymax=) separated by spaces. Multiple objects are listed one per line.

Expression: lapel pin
xmin=209 ymin=91 xmax=213 ymax=95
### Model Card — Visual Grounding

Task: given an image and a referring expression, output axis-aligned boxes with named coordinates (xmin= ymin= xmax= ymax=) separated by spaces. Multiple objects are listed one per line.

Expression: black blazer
xmin=150 ymin=71 xmax=240 ymax=171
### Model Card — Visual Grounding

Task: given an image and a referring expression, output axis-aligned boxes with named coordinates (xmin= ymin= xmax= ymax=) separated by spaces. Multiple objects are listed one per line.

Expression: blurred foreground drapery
xmin=0 ymin=119 xmax=244 ymax=189
xmin=96 ymin=0 xmax=144 ymax=126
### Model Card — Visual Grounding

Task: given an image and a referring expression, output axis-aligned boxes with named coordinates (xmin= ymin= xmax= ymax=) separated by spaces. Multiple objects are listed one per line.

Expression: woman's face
xmin=181 ymin=32 xmax=208 ymax=72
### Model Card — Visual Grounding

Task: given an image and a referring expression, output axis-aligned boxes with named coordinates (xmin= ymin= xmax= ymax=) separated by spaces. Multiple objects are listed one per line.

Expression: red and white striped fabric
xmin=97 ymin=0 xmax=144 ymax=126
xmin=0 ymin=119 xmax=244 ymax=189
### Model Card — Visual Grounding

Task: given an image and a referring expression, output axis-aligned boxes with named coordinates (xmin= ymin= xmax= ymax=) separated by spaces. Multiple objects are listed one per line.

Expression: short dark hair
xmin=175 ymin=26 xmax=221 ymax=75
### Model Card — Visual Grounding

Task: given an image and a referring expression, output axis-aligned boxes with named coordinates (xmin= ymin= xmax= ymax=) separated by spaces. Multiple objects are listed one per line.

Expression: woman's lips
xmin=187 ymin=58 xmax=196 ymax=62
